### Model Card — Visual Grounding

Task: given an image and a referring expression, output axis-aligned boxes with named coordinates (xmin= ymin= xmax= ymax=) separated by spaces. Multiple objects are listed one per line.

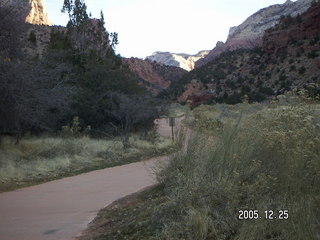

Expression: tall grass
xmin=0 ymin=134 xmax=173 ymax=191
xmin=155 ymin=101 xmax=320 ymax=239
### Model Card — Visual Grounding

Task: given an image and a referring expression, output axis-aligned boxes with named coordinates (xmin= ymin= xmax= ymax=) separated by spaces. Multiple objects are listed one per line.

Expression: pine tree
xmin=110 ymin=32 xmax=119 ymax=50
xmin=100 ymin=10 xmax=105 ymax=27
xmin=61 ymin=0 xmax=89 ymax=28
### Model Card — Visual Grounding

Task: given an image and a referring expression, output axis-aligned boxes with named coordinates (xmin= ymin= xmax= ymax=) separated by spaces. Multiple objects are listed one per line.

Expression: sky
xmin=46 ymin=0 xmax=293 ymax=59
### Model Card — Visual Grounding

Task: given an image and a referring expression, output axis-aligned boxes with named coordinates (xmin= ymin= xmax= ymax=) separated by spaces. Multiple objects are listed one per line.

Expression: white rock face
xmin=25 ymin=0 xmax=52 ymax=25
xmin=196 ymin=0 xmax=315 ymax=68
xmin=146 ymin=50 xmax=210 ymax=71
xmin=227 ymin=0 xmax=314 ymax=42
xmin=0 ymin=0 xmax=52 ymax=25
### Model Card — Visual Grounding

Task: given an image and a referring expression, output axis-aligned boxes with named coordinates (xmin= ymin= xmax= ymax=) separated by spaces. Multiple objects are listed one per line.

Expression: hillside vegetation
xmin=155 ymin=94 xmax=320 ymax=239
xmin=0 ymin=0 xmax=176 ymax=191
xmin=0 ymin=1 xmax=158 ymax=140
xmin=80 ymin=92 xmax=320 ymax=240
xmin=165 ymin=2 xmax=320 ymax=106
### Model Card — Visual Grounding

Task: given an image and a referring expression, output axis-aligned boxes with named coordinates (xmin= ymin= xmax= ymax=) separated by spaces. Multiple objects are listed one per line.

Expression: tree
xmin=61 ymin=0 xmax=89 ymax=28
xmin=0 ymin=4 xmax=74 ymax=138
xmin=99 ymin=10 xmax=105 ymax=27
xmin=0 ymin=3 xmax=23 ymax=139
xmin=110 ymin=32 xmax=119 ymax=51
xmin=0 ymin=2 xmax=21 ymax=59
xmin=105 ymin=93 xmax=159 ymax=148
xmin=99 ymin=10 xmax=118 ymax=51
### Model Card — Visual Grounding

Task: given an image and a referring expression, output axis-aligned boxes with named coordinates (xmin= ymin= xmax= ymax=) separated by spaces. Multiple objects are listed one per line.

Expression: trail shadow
xmin=44 ymin=229 xmax=59 ymax=235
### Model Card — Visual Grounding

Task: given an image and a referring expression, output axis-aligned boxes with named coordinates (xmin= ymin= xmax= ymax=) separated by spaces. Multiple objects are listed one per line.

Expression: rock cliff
xmin=263 ymin=1 xmax=320 ymax=52
xmin=147 ymin=50 xmax=210 ymax=71
xmin=125 ymin=58 xmax=187 ymax=94
xmin=195 ymin=0 xmax=314 ymax=68
xmin=0 ymin=0 xmax=52 ymax=25
xmin=172 ymin=1 xmax=320 ymax=106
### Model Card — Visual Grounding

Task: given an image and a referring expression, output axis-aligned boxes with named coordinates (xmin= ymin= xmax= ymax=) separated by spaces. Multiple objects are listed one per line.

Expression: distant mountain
xmin=125 ymin=58 xmax=187 ymax=95
xmin=146 ymin=50 xmax=210 ymax=71
xmin=195 ymin=0 xmax=315 ymax=68
xmin=168 ymin=1 xmax=320 ymax=106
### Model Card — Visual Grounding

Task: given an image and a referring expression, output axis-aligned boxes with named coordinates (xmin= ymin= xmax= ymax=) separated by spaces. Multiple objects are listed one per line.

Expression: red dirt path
xmin=0 ymin=157 xmax=169 ymax=240
xmin=0 ymin=117 xmax=184 ymax=240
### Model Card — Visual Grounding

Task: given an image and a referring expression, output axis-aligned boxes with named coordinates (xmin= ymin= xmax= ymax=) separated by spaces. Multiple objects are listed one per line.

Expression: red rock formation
xmin=263 ymin=2 xmax=320 ymax=52
xmin=195 ymin=40 xmax=261 ymax=69
xmin=178 ymin=80 xmax=205 ymax=102
xmin=176 ymin=2 xmax=320 ymax=106
xmin=195 ymin=0 xmax=314 ymax=68
xmin=125 ymin=58 xmax=186 ymax=95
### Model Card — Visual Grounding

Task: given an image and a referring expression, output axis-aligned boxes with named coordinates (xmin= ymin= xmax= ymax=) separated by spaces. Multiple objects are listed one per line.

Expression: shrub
xmin=61 ymin=116 xmax=91 ymax=138
xmin=259 ymin=87 xmax=273 ymax=95
xmin=299 ymin=66 xmax=306 ymax=75
xmin=265 ymin=72 xmax=271 ymax=78
xmin=28 ymin=31 xmax=37 ymax=45
xmin=279 ymin=73 xmax=287 ymax=81
xmin=156 ymin=102 xmax=320 ymax=239
xmin=308 ymin=50 xmax=319 ymax=59
xmin=290 ymin=65 xmax=296 ymax=72
xmin=309 ymin=36 xmax=319 ymax=46
xmin=296 ymin=51 xmax=301 ymax=58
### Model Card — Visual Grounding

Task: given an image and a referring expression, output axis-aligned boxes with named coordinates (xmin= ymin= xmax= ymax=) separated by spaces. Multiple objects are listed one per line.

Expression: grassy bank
xmin=80 ymin=94 xmax=320 ymax=239
xmin=0 ymin=134 xmax=175 ymax=192
xmin=158 ymin=99 xmax=320 ymax=239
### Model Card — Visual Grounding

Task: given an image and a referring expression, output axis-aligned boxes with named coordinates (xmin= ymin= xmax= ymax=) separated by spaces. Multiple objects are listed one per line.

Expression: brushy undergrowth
xmin=77 ymin=186 xmax=166 ymax=240
xmin=155 ymin=97 xmax=320 ymax=239
xmin=0 ymin=133 xmax=174 ymax=192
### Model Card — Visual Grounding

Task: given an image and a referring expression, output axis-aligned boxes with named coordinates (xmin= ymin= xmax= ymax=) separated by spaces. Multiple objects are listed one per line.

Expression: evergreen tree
xmin=62 ymin=0 xmax=89 ymax=28
xmin=100 ymin=10 xmax=105 ymax=27
xmin=110 ymin=32 xmax=119 ymax=50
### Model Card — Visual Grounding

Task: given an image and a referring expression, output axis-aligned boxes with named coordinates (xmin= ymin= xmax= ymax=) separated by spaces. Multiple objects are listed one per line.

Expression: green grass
xmin=0 ymin=134 xmax=175 ymax=192
xmin=84 ymin=96 xmax=320 ymax=240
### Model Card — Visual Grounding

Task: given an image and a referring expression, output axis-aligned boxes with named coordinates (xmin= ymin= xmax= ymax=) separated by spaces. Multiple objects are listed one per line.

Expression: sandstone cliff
xmin=195 ymin=0 xmax=314 ymax=68
xmin=263 ymin=1 xmax=320 ymax=52
xmin=147 ymin=50 xmax=210 ymax=71
xmin=0 ymin=0 xmax=52 ymax=25
xmin=172 ymin=1 xmax=320 ymax=106
xmin=125 ymin=58 xmax=187 ymax=94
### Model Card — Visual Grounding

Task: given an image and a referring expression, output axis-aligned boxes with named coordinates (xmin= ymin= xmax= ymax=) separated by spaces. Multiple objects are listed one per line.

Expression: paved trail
xmin=0 ymin=116 xmax=183 ymax=240
xmin=0 ymin=157 xmax=169 ymax=240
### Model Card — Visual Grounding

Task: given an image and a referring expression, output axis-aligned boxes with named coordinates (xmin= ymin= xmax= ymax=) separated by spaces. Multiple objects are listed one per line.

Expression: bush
xmin=308 ymin=50 xmax=319 ymax=59
xmin=299 ymin=66 xmax=306 ymax=75
xmin=290 ymin=65 xmax=296 ymax=72
xmin=28 ymin=31 xmax=37 ymax=45
xmin=279 ymin=73 xmax=287 ymax=81
xmin=156 ymin=102 xmax=320 ymax=239
xmin=309 ymin=36 xmax=320 ymax=46
xmin=61 ymin=116 xmax=91 ymax=138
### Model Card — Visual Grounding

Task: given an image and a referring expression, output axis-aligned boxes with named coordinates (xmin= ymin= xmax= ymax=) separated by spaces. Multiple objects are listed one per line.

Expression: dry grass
xmin=77 ymin=186 xmax=166 ymax=240
xmin=44 ymin=94 xmax=320 ymax=240
xmin=154 ymin=99 xmax=320 ymax=239
xmin=0 ymin=134 xmax=174 ymax=192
